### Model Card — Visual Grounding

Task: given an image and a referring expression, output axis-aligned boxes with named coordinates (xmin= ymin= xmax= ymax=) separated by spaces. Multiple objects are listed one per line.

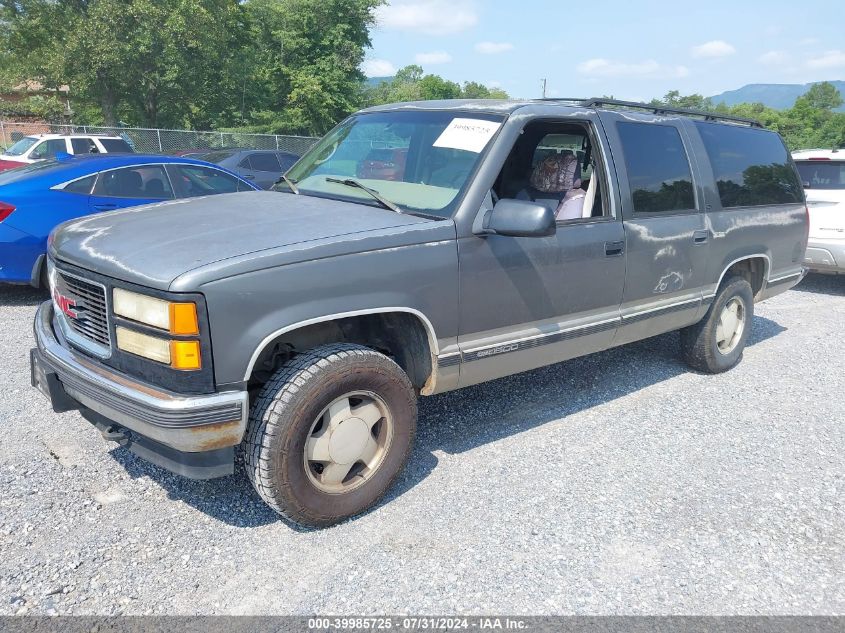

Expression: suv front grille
xmin=53 ymin=268 xmax=111 ymax=350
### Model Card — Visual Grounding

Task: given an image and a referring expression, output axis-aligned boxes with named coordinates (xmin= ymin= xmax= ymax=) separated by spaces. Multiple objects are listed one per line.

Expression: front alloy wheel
xmin=304 ymin=392 xmax=394 ymax=494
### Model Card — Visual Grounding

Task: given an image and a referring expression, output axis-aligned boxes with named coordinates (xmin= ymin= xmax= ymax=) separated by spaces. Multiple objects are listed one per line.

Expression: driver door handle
xmin=605 ymin=241 xmax=625 ymax=257
xmin=693 ymin=229 xmax=709 ymax=244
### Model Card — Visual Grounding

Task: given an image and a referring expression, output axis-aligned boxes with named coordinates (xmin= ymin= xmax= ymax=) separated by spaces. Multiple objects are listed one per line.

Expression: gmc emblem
xmin=53 ymin=288 xmax=78 ymax=319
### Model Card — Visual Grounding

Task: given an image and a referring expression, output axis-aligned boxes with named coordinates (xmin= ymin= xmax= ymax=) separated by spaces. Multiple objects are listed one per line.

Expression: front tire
xmin=680 ymin=275 xmax=754 ymax=374
xmin=243 ymin=343 xmax=417 ymax=527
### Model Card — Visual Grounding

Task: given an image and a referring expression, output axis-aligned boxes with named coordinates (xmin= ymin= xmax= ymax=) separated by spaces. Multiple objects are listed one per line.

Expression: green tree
xmin=364 ymin=66 xmax=509 ymax=106
xmin=242 ymin=0 xmax=383 ymax=135
xmin=797 ymin=81 xmax=844 ymax=111
xmin=2 ymin=0 xmax=247 ymax=127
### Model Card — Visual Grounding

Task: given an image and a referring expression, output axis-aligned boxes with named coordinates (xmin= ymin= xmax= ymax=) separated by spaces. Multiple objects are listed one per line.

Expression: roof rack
xmin=584 ymin=98 xmax=763 ymax=127
xmin=534 ymin=97 xmax=763 ymax=128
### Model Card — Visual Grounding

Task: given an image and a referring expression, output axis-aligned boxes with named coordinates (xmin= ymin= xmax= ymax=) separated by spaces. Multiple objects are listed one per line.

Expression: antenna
xmin=541 ymin=78 xmax=547 ymax=99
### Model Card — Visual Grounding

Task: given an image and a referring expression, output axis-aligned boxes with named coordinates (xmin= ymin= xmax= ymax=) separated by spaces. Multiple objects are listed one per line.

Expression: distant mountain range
xmin=364 ymin=76 xmax=845 ymax=112
xmin=709 ymin=81 xmax=845 ymax=112
xmin=365 ymin=76 xmax=393 ymax=88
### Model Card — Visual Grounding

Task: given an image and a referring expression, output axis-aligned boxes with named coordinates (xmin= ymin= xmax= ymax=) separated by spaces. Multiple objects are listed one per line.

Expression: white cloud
xmin=362 ymin=59 xmax=397 ymax=77
xmin=806 ymin=50 xmax=845 ymax=69
xmin=475 ymin=41 xmax=514 ymax=55
xmin=375 ymin=0 xmax=478 ymax=36
xmin=414 ymin=51 xmax=452 ymax=65
xmin=758 ymin=50 xmax=789 ymax=65
xmin=576 ymin=58 xmax=690 ymax=79
xmin=690 ymin=40 xmax=736 ymax=59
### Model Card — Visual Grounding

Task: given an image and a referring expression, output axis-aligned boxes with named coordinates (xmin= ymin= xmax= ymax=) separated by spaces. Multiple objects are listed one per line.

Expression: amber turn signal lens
xmin=170 ymin=340 xmax=201 ymax=370
xmin=169 ymin=302 xmax=199 ymax=335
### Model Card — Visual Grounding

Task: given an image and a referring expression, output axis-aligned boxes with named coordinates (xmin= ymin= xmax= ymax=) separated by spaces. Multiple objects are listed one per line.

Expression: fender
xmin=242 ymin=306 xmax=442 ymax=393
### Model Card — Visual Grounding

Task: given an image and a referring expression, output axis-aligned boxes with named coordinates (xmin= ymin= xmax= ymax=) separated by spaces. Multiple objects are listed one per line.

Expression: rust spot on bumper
xmin=186 ymin=420 xmax=244 ymax=451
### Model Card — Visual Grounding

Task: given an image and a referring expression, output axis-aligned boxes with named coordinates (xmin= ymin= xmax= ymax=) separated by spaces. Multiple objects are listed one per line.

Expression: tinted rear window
xmin=616 ymin=122 xmax=695 ymax=214
xmin=796 ymin=160 xmax=845 ymax=190
xmin=98 ymin=138 xmax=133 ymax=153
xmin=694 ymin=122 xmax=802 ymax=207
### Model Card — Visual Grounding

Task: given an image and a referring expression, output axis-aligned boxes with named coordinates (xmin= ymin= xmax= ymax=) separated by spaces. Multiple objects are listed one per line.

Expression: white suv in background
xmin=793 ymin=149 xmax=845 ymax=274
xmin=0 ymin=133 xmax=134 ymax=171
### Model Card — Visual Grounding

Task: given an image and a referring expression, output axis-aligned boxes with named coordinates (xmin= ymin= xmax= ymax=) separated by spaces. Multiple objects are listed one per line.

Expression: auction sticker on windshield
xmin=433 ymin=118 xmax=501 ymax=153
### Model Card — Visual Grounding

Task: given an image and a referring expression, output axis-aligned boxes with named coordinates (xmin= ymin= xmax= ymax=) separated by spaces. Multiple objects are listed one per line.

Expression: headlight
xmin=113 ymin=288 xmax=199 ymax=335
xmin=115 ymin=327 xmax=202 ymax=370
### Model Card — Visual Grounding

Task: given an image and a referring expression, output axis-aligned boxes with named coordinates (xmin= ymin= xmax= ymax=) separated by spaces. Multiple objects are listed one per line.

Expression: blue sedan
xmin=0 ymin=154 xmax=259 ymax=286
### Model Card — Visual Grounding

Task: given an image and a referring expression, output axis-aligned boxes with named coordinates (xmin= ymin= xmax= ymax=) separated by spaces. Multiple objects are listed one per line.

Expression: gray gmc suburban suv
xmin=31 ymin=99 xmax=809 ymax=527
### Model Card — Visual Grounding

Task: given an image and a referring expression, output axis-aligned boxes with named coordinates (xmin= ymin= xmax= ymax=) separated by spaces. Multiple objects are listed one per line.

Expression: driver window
xmin=493 ymin=121 xmax=607 ymax=222
xmin=30 ymin=139 xmax=67 ymax=160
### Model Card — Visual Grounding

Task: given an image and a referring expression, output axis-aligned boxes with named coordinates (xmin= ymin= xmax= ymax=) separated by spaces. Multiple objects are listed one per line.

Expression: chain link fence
xmin=0 ymin=120 xmax=320 ymax=156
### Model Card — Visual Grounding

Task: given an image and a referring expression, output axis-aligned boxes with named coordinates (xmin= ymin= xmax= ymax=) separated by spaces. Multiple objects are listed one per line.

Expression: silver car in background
xmin=793 ymin=149 xmax=845 ymax=273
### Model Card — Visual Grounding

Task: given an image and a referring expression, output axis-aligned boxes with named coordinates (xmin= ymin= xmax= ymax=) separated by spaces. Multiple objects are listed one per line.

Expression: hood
xmin=0 ymin=158 xmax=26 ymax=172
xmin=50 ymin=191 xmax=429 ymax=289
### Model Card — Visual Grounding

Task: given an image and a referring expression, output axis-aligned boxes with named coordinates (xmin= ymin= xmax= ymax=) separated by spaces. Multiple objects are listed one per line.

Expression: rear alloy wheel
xmin=715 ymin=297 xmax=746 ymax=355
xmin=680 ymin=274 xmax=754 ymax=374
xmin=243 ymin=343 xmax=416 ymax=527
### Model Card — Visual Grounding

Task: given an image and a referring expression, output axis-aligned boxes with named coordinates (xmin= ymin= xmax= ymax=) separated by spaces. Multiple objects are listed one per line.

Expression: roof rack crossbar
xmin=581 ymin=98 xmax=763 ymax=127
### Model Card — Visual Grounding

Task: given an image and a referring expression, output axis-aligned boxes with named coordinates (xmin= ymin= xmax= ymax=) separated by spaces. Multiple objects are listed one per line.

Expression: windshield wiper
xmin=275 ymin=174 xmax=299 ymax=194
xmin=325 ymin=177 xmax=401 ymax=213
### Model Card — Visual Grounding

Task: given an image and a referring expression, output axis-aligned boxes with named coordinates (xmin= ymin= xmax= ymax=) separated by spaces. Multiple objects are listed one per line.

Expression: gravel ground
xmin=0 ymin=275 xmax=843 ymax=616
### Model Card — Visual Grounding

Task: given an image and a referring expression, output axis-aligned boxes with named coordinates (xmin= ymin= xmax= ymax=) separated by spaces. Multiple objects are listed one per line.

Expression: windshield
xmin=280 ymin=110 xmax=505 ymax=218
xmin=4 ymin=136 xmax=39 ymax=156
xmin=796 ymin=160 xmax=845 ymax=190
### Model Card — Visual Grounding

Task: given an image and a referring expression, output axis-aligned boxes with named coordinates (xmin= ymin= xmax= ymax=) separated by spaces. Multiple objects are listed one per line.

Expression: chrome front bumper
xmin=32 ymin=301 xmax=248 ymax=456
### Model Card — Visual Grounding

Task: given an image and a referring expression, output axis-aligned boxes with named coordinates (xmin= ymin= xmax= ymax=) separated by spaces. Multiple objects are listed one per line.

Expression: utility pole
xmin=541 ymin=78 xmax=547 ymax=99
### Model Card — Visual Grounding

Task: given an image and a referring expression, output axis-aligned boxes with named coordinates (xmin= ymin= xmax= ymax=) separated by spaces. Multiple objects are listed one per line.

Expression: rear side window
xmin=694 ymin=122 xmax=802 ymax=207
xmin=616 ymin=122 xmax=695 ymax=214
xmin=63 ymin=175 xmax=96 ymax=195
xmin=70 ymin=138 xmax=96 ymax=154
xmin=796 ymin=160 xmax=845 ymax=190
xmin=93 ymin=165 xmax=173 ymax=199
xmin=248 ymin=152 xmax=282 ymax=172
xmin=98 ymin=138 xmax=133 ymax=153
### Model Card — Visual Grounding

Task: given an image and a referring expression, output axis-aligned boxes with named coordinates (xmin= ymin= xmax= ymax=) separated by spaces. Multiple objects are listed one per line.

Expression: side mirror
xmin=481 ymin=199 xmax=556 ymax=238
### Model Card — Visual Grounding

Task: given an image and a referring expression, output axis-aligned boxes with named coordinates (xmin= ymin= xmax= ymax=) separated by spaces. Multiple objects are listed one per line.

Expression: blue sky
xmin=365 ymin=0 xmax=845 ymax=100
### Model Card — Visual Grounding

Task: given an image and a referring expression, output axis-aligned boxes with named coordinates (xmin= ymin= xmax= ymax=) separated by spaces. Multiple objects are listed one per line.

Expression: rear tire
xmin=243 ymin=343 xmax=417 ymax=528
xmin=680 ymin=275 xmax=754 ymax=374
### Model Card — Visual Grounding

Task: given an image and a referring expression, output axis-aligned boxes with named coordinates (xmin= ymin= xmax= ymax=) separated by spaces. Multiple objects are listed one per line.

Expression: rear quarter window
xmin=694 ymin=122 xmax=802 ymax=208
xmin=98 ymin=138 xmax=133 ymax=153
